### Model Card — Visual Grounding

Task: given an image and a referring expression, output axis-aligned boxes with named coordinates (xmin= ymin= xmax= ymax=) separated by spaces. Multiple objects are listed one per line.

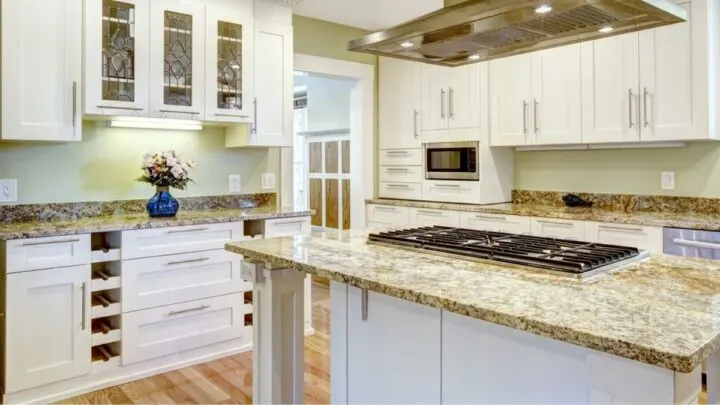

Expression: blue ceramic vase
xmin=146 ymin=187 xmax=179 ymax=217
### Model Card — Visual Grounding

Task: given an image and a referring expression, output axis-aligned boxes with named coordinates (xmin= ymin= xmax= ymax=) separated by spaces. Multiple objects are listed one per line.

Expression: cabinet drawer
xmin=122 ymin=249 xmax=247 ymax=312
xmin=460 ymin=212 xmax=531 ymax=234
xmin=422 ymin=181 xmax=480 ymax=204
xmin=379 ymin=182 xmax=422 ymax=200
xmin=409 ymin=208 xmax=460 ymax=228
xmin=379 ymin=166 xmax=424 ymax=183
xmin=121 ymin=222 xmax=243 ymax=259
xmin=378 ymin=149 xmax=423 ymax=166
xmin=530 ymin=218 xmax=585 ymax=240
xmin=264 ymin=217 xmax=311 ymax=238
xmin=122 ymin=293 xmax=249 ymax=365
xmin=5 ymin=234 xmax=91 ymax=273
xmin=366 ymin=204 xmax=410 ymax=226
xmin=585 ymin=221 xmax=663 ymax=253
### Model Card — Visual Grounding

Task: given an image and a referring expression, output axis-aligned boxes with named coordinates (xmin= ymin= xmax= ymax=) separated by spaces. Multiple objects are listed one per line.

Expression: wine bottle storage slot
xmin=91 ymin=316 xmax=121 ymax=346
xmin=91 ymin=262 xmax=122 ymax=291
xmin=92 ymin=289 xmax=121 ymax=318
xmin=244 ymin=291 xmax=252 ymax=305
xmin=244 ymin=313 xmax=252 ymax=327
xmin=243 ymin=220 xmax=266 ymax=238
xmin=92 ymin=342 xmax=121 ymax=373
xmin=91 ymin=232 xmax=122 ymax=263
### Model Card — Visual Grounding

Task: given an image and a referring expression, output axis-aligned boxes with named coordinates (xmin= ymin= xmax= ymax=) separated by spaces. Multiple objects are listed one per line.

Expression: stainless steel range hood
xmin=347 ymin=0 xmax=687 ymax=67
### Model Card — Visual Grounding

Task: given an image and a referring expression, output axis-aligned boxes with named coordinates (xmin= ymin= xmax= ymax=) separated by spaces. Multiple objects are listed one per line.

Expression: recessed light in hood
xmin=347 ymin=0 xmax=687 ymax=67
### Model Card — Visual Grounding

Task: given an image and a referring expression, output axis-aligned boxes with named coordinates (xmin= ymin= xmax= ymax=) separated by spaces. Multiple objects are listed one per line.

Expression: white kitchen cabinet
xmin=2 ymin=0 xmax=82 ymax=141
xmin=84 ymin=0 xmax=151 ymax=116
xmin=346 ymin=287 xmax=441 ymax=404
xmin=409 ymin=208 xmax=460 ymax=228
xmin=530 ymin=217 xmax=585 ymax=240
xmin=366 ymin=204 xmax=410 ymax=227
xmin=531 ymin=44 xmax=582 ymax=145
xmin=378 ymin=57 xmax=421 ymax=150
xmin=5 ymin=234 xmax=91 ymax=273
xmin=584 ymin=221 xmax=663 ymax=253
xmin=640 ymin=1 xmax=706 ymax=142
xmin=378 ymin=182 xmax=422 ymax=200
xmin=378 ymin=166 xmax=424 ymax=184
xmin=421 ymin=64 xmax=481 ymax=133
xmin=581 ymin=33 xmax=640 ymax=143
xmin=204 ymin=2 xmax=254 ymax=123
xmin=489 ymin=54 xmax=533 ymax=146
xmin=264 ymin=216 xmax=311 ymax=238
xmin=6 ymin=265 xmax=92 ymax=393
xmin=459 ymin=212 xmax=531 ymax=234
xmin=378 ymin=149 xmax=423 ymax=166
xmin=421 ymin=64 xmax=449 ymax=132
xmin=149 ymin=0 xmax=206 ymax=120
xmin=121 ymin=222 xmax=242 ymax=259
xmin=422 ymin=180 xmax=481 ymax=205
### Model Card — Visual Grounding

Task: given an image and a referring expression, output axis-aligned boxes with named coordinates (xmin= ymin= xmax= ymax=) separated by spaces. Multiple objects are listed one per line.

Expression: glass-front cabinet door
xmin=205 ymin=3 xmax=254 ymax=123
xmin=149 ymin=0 xmax=205 ymax=120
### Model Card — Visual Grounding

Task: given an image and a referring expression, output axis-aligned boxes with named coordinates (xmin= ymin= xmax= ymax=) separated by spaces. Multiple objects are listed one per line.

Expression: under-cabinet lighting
xmin=106 ymin=117 xmax=203 ymax=131
xmin=535 ymin=4 xmax=552 ymax=14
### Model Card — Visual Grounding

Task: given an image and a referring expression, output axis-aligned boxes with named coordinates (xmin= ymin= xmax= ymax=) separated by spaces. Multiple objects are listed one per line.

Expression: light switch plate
xmin=228 ymin=174 xmax=242 ymax=193
xmin=0 ymin=179 xmax=17 ymax=203
xmin=262 ymin=173 xmax=276 ymax=190
xmin=661 ymin=171 xmax=675 ymax=190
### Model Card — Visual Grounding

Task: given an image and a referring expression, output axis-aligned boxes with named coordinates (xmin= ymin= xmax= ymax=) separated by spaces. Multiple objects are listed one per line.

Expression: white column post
xmin=243 ymin=261 xmax=306 ymax=405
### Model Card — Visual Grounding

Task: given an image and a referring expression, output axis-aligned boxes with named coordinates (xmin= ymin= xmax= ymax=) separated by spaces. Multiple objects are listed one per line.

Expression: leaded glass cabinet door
xmin=84 ymin=0 xmax=150 ymax=116
xmin=205 ymin=3 xmax=254 ymax=123
xmin=149 ymin=0 xmax=205 ymax=120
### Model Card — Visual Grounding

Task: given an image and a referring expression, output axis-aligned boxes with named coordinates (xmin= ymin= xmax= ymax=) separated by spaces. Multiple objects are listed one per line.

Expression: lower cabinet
xmin=366 ymin=204 xmax=410 ymax=227
xmin=121 ymin=293 xmax=248 ymax=365
xmin=5 ymin=265 xmax=92 ymax=393
xmin=530 ymin=217 xmax=585 ymax=240
xmin=346 ymin=287 xmax=441 ymax=404
xmin=584 ymin=221 xmax=663 ymax=253
xmin=459 ymin=212 xmax=531 ymax=234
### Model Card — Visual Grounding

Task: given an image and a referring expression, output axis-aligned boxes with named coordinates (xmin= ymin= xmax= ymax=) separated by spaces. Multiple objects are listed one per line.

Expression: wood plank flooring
xmin=60 ymin=283 xmax=331 ymax=404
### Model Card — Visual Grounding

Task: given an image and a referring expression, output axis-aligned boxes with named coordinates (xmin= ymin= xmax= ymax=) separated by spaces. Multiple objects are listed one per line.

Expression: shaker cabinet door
xmin=379 ymin=57 xmax=422 ymax=150
xmin=489 ymin=54 xmax=532 ymax=146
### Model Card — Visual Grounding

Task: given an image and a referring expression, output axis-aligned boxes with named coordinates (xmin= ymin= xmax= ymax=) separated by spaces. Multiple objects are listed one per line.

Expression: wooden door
xmin=307 ymin=136 xmax=351 ymax=230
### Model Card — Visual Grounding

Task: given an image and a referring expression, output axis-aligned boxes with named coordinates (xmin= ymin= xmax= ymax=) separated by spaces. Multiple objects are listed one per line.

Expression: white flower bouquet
xmin=136 ymin=150 xmax=195 ymax=190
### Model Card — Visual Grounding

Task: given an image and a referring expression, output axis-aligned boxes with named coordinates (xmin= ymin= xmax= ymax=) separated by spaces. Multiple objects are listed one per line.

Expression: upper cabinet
xmin=421 ymin=64 xmax=481 ymax=134
xmin=378 ymin=57 xmax=421 ymax=150
xmin=2 ymin=0 xmax=82 ymax=141
xmin=489 ymin=54 xmax=533 ymax=146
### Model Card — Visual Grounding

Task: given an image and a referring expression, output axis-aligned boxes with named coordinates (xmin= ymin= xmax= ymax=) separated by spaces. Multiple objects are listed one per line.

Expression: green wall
xmin=293 ymin=15 xmax=376 ymax=65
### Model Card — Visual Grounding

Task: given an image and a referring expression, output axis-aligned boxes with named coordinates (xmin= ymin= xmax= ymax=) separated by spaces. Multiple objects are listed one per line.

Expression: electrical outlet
xmin=0 ymin=179 xmax=17 ymax=203
xmin=262 ymin=173 xmax=276 ymax=190
xmin=661 ymin=171 xmax=675 ymax=190
xmin=228 ymin=174 xmax=242 ymax=193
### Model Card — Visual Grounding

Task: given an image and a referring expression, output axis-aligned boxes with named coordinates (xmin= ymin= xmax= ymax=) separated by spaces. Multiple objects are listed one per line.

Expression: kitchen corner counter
xmin=366 ymin=198 xmax=720 ymax=231
xmin=0 ymin=207 xmax=312 ymax=240
xmin=226 ymin=228 xmax=720 ymax=373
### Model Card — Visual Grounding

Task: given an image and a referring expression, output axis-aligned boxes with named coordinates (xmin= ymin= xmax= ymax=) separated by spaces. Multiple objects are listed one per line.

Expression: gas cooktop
xmin=367 ymin=226 xmax=649 ymax=278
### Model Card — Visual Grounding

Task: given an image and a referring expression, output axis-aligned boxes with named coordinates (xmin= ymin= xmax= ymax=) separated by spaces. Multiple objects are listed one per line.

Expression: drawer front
xmin=121 ymin=222 xmax=243 ymax=259
xmin=5 ymin=235 xmax=91 ymax=273
xmin=409 ymin=208 xmax=460 ymax=228
xmin=122 ymin=293 xmax=248 ymax=365
xmin=530 ymin=218 xmax=585 ymax=240
xmin=422 ymin=181 xmax=480 ymax=204
xmin=460 ymin=212 xmax=531 ymax=234
xmin=366 ymin=204 xmax=410 ymax=226
xmin=265 ymin=217 xmax=311 ymax=238
xmin=122 ymin=249 xmax=247 ymax=312
xmin=379 ymin=182 xmax=422 ymax=200
xmin=378 ymin=149 xmax=423 ymax=166
xmin=585 ymin=221 xmax=663 ymax=253
xmin=379 ymin=166 xmax=424 ymax=183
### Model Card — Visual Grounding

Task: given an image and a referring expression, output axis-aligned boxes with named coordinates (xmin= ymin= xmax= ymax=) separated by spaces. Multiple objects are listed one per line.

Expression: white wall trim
xmin=282 ymin=54 xmax=375 ymax=229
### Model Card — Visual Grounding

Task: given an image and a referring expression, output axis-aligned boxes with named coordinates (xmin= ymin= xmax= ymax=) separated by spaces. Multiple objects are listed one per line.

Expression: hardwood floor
xmin=60 ymin=283 xmax=331 ymax=405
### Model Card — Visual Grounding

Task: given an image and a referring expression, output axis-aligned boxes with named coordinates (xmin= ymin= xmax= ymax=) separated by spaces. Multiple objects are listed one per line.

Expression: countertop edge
xmin=227 ymin=243 xmax=701 ymax=373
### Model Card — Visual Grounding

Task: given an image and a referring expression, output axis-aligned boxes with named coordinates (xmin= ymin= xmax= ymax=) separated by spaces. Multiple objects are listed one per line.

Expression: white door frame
xmin=281 ymin=54 xmax=375 ymax=229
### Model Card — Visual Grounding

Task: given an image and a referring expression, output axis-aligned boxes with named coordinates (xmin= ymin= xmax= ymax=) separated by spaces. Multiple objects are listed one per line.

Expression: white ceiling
xmin=293 ymin=0 xmax=444 ymax=30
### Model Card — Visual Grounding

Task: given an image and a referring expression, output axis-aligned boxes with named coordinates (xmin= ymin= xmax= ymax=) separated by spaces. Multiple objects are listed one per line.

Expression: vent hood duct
xmin=347 ymin=0 xmax=687 ymax=67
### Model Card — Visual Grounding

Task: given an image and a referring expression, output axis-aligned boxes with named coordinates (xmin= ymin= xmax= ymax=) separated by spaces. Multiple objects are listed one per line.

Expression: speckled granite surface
xmin=0 ymin=193 xmax=276 ymax=223
xmin=227 ymin=229 xmax=720 ymax=373
xmin=0 ymin=206 xmax=311 ymax=240
xmin=366 ymin=198 xmax=720 ymax=231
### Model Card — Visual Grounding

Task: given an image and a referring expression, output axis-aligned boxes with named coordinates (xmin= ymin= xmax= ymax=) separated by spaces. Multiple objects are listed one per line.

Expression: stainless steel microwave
xmin=424 ymin=141 xmax=479 ymax=181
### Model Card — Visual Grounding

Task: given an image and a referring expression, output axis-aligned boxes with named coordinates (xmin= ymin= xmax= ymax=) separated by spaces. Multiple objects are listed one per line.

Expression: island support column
xmin=242 ymin=261 xmax=306 ymax=405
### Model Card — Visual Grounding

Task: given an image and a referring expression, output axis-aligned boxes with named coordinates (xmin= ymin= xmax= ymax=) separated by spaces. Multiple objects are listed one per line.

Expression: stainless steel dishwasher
xmin=664 ymin=227 xmax=720 ymax=259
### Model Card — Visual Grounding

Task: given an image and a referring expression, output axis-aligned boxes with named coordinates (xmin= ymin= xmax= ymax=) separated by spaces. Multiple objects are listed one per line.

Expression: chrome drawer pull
xmin=168 ymin=305 xmax=210 ymax=317
xmin=598 ymin=225 xmax=643 ymax=232
xmin=22 ymin=238 xmax=81 ymax=246
xmin=167 ymin=227 xmax=209 ymax=234
xmin=386 ymin=184 xmax=409 ymax=188
xmin=475 ymin=215 xmax=506 ymax=221
xmin=433 ymin=184 xmax=460 ymax=188
xmin=418 ymin=210 xmax=443 ymax=216
xmin=274 ymin=220 xmax=307 ymax=226
xmin=537 ymin=220 xmax=573 ymax=226
xmin=97 ymin=105 xmax=144 ymax=111
xmin=81 ymin=282 xmax=88 ymax=331
xmin=166 ymin=257 xmax=210 ymax=266
xmin=214 ymin=113 xmax=250 ymax=118
xmin=374 ymin=207 xmax=397 ymax=212
xmin=158 ymin=109 xmax=200 ymax=115
xmin=628 ymin=89 xmax=634 ymax=128
xmin=72 ymin=81 xmax=77 ymax=128
xmin=386 ymin=151 xmax=409 ymax=155
xmin=386 ymin=168 xmax=409 ymax=172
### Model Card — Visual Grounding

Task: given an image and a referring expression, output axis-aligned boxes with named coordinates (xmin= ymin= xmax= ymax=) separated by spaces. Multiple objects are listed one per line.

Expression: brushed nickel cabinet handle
xmin=167 ymin=227 xmax=209 ymax=234
xmin=433 ymin=183 xmax=460 ymax=188
xmin=97 ymin=105 xmax=144 ymax=111
xmin=417 ymin=210 xmax=444 ymax=215
xmin=361 ymin=289 xmax=368 ymax=321
xmin=628 ymin=89 xmax=634 ymax=128
xmin=449 ymin=87 xmax=455 ymax=118
xmin=598 ymin=225 xmax=644 ymax=232
xmin=252 ymin=98 xmax=258 ymax=134
xmin=214 ymin=113 xmax=250 ymax=118
xmin=386 ymin=168 xmax=409 ymax=172
xmin=274 ymin=220 xmax=307 ymax=226
xmin=413 ymin=109 xmax=419 ymax=137
xmin=386 ymin=184 xmax=409 ymax=188
xmin=81 ymin=282 xmax=88 ymax=331
xmin=168 ymin=305 xmax=210 ymax=317
xmin=643 ymin=87 xmax=650 ymax=128
xmin=22 ymin=238 xmax=81 ymax=246
xmin=72 ymin=81 xmax=77 ymax=128
xmin=386 ymin=150 xmax=409 ymax=155
xmin=533 ymin=99 xmax=539 ymax=133
xmin=166 ymin=257 xmax=210 ymax=266
xmin=373 ymin=206 xmax=398 ymax=212
xmin=440 ymin=89 xmax=446 ymax=119
xmin=158 ymin=109 xmax=200 ymax=115
xmin=475 ymin=215 xmax=507 ymax=221
xmin=537 ymin=220 xmax=573 ymax=226
xmin=523 ymin=101 xmax=528 ymax=134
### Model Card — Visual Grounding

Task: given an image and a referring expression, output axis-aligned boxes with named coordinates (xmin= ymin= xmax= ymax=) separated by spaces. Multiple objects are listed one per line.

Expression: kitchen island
xmin=226 ymin=229 xmax=720 ymax=404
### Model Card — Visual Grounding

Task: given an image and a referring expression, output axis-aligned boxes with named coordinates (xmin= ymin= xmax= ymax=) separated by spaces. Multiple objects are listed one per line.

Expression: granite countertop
xmin=366 ymin=198 xmax=720 ymax=231
xmin=227 ymin=229 xmax=720 ymax=373
xmin=0 ymin=206 xmax=312 ymax=240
